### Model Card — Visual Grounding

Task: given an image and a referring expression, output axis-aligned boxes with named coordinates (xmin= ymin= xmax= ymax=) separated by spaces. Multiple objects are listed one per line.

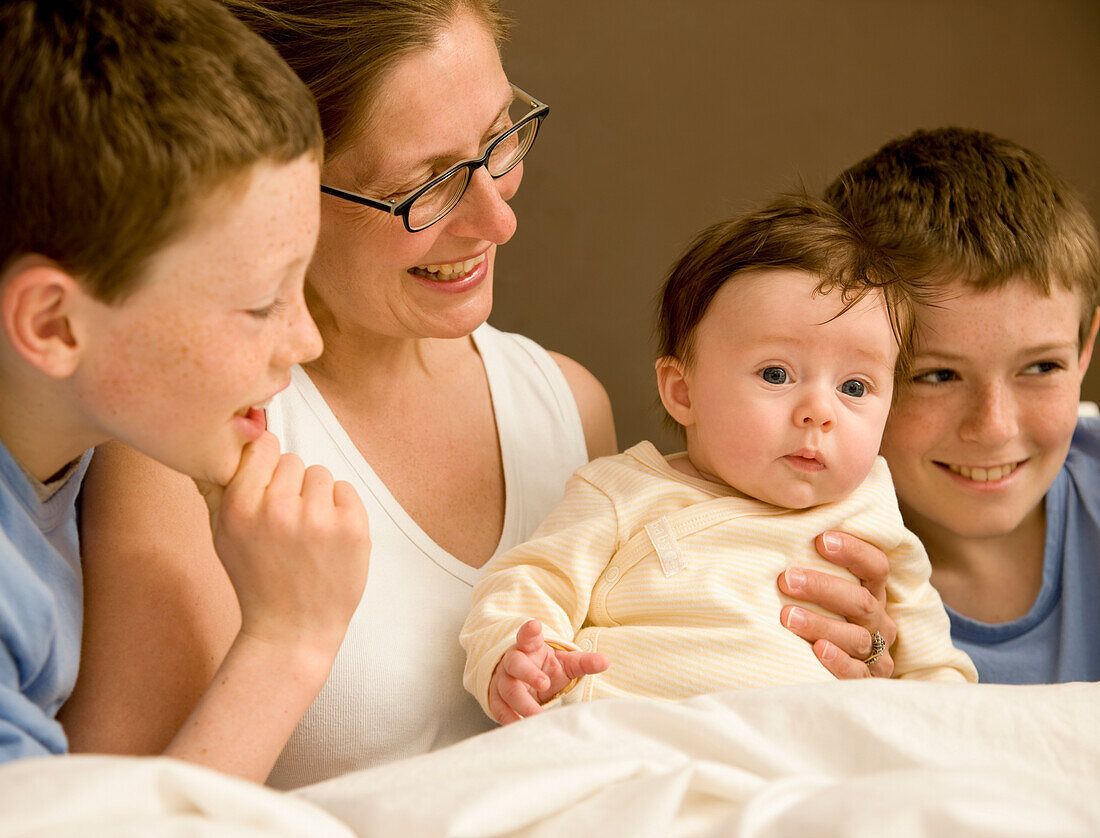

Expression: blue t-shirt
xmin=948 ymin=416 xmax=1100 ymax=684
xmin=0 ymin=438 xmax=90 ymax=762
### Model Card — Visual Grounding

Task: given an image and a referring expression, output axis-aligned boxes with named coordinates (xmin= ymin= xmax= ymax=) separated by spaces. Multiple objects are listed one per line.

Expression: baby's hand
xmin=487 ymin=619 xmax=609 ymax=725
xmin=196 ymin=432 xmax=371 ymax=657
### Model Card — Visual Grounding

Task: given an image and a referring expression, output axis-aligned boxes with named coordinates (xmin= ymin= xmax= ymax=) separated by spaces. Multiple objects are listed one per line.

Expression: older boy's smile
xmin=942 ymin=460 xmax=1024 ymax=483
xmin=882 ymin=279 xmax=1093 ymax=543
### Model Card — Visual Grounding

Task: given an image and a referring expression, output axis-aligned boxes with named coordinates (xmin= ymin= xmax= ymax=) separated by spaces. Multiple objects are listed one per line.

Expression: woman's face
xmin=310 ymin=11 xmax=521 ymax=343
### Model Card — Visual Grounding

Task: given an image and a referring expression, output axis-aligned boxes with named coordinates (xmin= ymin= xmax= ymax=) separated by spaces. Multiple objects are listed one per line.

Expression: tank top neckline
xmin=287 ymin=325 xmax=521 ymax=585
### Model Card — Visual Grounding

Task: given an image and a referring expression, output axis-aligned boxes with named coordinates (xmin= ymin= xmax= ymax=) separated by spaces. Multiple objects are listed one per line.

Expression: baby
xmin=461 ymin=195 xmax=976 ymax=724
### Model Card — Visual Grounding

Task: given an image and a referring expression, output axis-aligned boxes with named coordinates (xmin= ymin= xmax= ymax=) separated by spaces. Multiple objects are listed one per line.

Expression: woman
xmin=60 ymin=0 xmax=617 ymax=788
xmin=62 ymin=0 xmax=899 ymax=786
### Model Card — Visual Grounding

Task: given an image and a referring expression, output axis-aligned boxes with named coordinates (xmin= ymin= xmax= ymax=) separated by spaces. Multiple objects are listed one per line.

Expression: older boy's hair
xmin=658 ymin=194 xmax=926 ymax=377
xmin=824 ymin=127 xmax=1100 ymax=344
xmin=1 ymin=0 xmax=323 ymax=303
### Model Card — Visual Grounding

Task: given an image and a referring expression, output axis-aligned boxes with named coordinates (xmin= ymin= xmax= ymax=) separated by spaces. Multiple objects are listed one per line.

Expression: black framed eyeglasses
xmin=320 ymin=83 xmax=549 ymax=232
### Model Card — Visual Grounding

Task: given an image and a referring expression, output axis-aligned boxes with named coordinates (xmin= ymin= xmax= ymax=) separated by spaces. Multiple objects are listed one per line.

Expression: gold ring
xmin=863 ymin=630 xmax=886 ymax=666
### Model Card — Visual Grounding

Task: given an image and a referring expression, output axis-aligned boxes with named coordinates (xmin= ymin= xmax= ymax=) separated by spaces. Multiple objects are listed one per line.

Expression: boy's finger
xmin=265 ymin=451 xmax=306 ymax=499
xmin=192 ymin=479 xmax=223 ymax=526
xmin=332 ymin=479 xmax=364 ymax=509
xmin=222 ymin=432 xmax=281 ymax=504
xmin=299 ymin=463 xmax=335 ymax=503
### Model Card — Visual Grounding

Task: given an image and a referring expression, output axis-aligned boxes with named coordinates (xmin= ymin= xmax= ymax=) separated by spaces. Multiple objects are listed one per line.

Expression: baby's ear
xmin=655 ymin=355 xmax=694 ymax=428
xmin=0 ymin=255 xmax=85 ymax=378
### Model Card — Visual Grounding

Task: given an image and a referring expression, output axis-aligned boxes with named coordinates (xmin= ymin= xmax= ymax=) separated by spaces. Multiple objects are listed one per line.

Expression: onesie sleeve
xmin=885 ymin=528 xmax=979 ymax=682
xmin=460 ymin=470 xmax=620 ymax=717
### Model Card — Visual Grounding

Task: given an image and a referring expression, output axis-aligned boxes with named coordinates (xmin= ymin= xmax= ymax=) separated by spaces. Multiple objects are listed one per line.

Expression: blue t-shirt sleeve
xmin=0 ymin=643 xmax=66 ymax=762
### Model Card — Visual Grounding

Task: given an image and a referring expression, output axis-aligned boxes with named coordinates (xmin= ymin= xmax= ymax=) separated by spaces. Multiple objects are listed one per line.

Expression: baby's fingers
xmin=556 ymin=650 xmax=609 ymax=679
xmin=501 ymin=647 xmax=551 ymax=692
xmin=490 ymin=672 xmax=544 ymax=724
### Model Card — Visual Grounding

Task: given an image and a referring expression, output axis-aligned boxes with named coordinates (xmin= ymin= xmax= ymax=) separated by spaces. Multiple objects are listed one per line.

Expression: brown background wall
xmin=489 ymin=1 xmax=1100 ymax=452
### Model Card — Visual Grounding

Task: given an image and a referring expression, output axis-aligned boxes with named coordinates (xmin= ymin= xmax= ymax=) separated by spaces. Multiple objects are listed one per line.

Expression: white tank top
xmin=264 ymin=324 xmax=588 ymax=789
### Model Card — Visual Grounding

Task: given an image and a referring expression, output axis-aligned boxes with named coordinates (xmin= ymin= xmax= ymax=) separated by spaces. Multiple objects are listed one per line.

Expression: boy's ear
xmin=1079 ymin=306 xmax=1100 ymax=380
xmin=0 ymin=255 xmax=85 ymax=379
xmin=655 ymin=355 xmax=694 ymax=428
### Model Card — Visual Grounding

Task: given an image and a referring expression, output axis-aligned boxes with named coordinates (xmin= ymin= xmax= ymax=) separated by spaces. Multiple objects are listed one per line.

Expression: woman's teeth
xmin=947 ymin=462 xmax=1020 ymax=482
xmin=411 ymin=253 xmax=486 ymax=281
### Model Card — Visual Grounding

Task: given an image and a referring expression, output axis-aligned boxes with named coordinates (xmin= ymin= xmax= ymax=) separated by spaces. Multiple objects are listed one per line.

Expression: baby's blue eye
xmin=761 ymin=367 xmax=787 ymax=384
xmin=839 ymin=379 xmax=866 ymax=397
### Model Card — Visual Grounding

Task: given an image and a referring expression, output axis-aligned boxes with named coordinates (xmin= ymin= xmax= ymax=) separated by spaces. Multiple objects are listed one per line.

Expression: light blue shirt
xmin=948 ymin=416 xmax=1100 ymax=684
xmin=0 ymin=438 xmax=90 ymax=762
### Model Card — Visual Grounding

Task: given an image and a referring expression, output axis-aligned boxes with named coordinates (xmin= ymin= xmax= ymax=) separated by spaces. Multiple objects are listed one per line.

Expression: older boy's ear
xmin=1078 ymin=307 xmax=1100 ymax=379
xmin=655 ymin=356 xmax=694 ymax=427
xmin=0 ymin=255 xmax=84 ymax=378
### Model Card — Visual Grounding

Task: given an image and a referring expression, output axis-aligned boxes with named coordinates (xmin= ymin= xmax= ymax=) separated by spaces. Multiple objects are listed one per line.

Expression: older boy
xmin=0 ymin=0 xmax=369 ymax=778
xmin=784 ymin=128 xmax=1099 ymax=683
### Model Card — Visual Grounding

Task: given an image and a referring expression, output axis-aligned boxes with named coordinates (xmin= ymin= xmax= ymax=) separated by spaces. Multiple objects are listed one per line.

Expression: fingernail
xmin=785 ymin=568 xmax=806 ymax=590
xmin=822 ymin=532 xmax=842 ymax=553
xmin=785 ymin=607 xmax=807 ymax=629
xmin=820 ymin=641 xmax=838 ymax=662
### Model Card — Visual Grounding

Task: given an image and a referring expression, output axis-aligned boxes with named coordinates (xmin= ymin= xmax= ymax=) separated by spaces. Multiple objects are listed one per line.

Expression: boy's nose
xmin=278 ymin=294 xmax=323 ymax=368
xmin=960 ymin=381 xmax=1018 ymax=444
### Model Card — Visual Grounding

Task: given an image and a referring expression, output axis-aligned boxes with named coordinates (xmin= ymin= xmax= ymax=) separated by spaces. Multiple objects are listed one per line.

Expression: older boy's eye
xmin=839 ymin=379 xmax=866 ymax=397
xmin=247 ymin=299 xmax=288 ymax=319
xmin=913 ymin=368 xmax=957 ymax=384
xmin=760 ymin=367 xmax=788 ymax=384
xmin=1023 ymin=360 xmax=1063 ymax=375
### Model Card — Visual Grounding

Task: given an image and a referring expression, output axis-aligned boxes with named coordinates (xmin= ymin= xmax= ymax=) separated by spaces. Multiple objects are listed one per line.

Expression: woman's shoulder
xmin=476 ymin=325 xmax=617 ymax=461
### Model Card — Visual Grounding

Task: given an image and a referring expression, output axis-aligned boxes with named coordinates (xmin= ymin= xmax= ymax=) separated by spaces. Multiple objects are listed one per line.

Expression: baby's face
xmin=680 ymin=269 xmax=897 ymax=508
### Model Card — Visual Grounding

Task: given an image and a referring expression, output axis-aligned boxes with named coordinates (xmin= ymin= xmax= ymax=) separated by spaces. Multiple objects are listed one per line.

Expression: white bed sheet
xmin=1 ymin=680 xmax=1097 ymax=837
xmin=295 ymin=679 xmax=1100 ymax=838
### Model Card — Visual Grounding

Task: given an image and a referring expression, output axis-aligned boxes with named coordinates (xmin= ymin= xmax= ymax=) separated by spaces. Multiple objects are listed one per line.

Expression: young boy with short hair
xmin=461 ymin=196 xmax=975 ymax=725
xmin=816 ymin=128 xmax=1100 ymax=683
xmin=0 ymin=0 xmax=370 ymax=778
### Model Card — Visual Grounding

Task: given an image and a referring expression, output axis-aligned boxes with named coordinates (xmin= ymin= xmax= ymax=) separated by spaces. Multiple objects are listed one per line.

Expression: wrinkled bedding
xmin=2 ymin=680 xmax=1098 ymax=837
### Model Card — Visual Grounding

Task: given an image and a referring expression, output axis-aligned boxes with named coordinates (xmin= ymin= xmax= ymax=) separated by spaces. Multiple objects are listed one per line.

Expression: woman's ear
xmin=655 ymin=355 xmax=694 ymax=428
xmin=1 ymin=255 xmax=85 ymax=379
xmin=1078 ymin=306 xmax=1099 ymax=380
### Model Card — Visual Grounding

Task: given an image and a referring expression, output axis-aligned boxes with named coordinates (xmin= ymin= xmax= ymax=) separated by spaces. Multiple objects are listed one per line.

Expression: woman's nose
xmin=445 ymin=164 xmax=519 ymax=246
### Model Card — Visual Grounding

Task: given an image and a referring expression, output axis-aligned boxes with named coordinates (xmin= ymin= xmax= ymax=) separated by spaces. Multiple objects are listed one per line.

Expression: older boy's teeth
xmin=947 ymin=462 xmax=1019 ymax=482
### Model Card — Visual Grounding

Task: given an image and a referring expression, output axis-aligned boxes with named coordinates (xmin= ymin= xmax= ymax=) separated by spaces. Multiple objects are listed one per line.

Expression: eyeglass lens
xmin=406 ymin=97 xmax=540 ymax=230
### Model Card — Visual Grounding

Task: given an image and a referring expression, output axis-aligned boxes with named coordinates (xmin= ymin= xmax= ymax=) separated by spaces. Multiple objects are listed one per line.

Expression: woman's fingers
xmin=779 ymin=567 xmax=884 ymax=628
xmin=782 ymin=605 xmax=896 ymax=677
xmin=814 ymin=531 xmax=889 ymax=602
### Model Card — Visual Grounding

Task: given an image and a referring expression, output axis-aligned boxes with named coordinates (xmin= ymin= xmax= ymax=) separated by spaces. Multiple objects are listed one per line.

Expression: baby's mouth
xmin=409 ymin=253 xmax=486 ymax=281
xmin=944 ymin=461 xmax=1022 ymax=482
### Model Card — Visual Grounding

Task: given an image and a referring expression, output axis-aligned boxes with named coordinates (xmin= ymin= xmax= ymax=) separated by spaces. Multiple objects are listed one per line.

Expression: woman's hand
xmin=777 ymin=532 xmax=897 ymax=678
